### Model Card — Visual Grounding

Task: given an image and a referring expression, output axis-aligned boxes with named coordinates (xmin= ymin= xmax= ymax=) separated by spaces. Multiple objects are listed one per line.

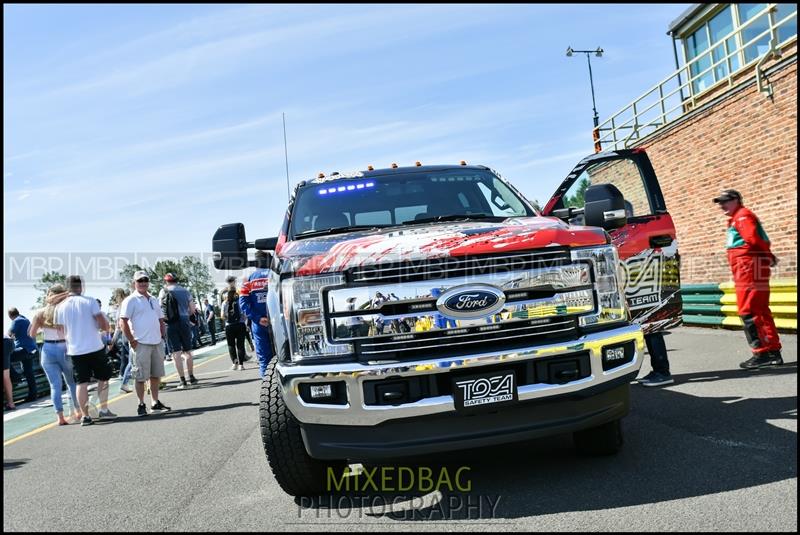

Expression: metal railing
xmin=595 ymin=4 xmax=797 ymax=151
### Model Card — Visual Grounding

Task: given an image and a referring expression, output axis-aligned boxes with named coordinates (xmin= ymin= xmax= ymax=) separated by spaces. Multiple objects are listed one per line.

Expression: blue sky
xmin=3 ymin=3 xmax=689 ymax=324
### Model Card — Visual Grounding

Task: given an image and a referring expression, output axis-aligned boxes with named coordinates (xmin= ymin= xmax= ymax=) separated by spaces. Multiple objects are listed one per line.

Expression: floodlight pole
xmin=567 ymin=46 xmax=604 ymax=150
xmin=585 ymin=53 xmax=599 ymax=129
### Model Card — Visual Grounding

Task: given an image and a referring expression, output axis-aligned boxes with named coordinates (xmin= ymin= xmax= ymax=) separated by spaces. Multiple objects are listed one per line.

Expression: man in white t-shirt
xmin=54 ymin=275 xmax=115 ymax=426
xmin=119 ymin=271 xmax=171 ymax=417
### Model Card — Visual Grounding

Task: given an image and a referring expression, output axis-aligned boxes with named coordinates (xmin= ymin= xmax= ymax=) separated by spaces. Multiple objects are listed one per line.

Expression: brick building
xmin=588 ymin=3 xmax=797 ymax=285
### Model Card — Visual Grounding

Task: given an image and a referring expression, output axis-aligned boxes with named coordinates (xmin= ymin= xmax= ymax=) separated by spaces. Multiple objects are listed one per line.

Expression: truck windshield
xmin=290 ymin=169 xmax=536 ymax=239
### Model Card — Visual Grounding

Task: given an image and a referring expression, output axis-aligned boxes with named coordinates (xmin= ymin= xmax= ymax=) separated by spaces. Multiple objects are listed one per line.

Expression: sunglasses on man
xmin=136 ymin=278 xmax=150 ymax=283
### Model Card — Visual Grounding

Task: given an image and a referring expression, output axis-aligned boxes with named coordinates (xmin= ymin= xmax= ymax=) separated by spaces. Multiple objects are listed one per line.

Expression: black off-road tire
xmin=259 ymin=356 xmax=347 ymax=496
xmin=573 ymin=418 xmax=623 ymax=456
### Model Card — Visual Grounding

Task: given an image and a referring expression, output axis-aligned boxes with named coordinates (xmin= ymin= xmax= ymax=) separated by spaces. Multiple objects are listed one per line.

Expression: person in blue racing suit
xmin=238 ymin=251 xmax=273 ymax=378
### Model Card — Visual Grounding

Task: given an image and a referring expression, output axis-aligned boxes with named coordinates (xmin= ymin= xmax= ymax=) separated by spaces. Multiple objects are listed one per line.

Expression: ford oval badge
xmin=436 ymin=284 xmax=506 ymax=319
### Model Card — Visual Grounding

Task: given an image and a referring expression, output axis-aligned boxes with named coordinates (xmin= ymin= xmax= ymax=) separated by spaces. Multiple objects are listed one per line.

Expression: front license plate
xmin=452 ymin=369 xmax=518 ymax=412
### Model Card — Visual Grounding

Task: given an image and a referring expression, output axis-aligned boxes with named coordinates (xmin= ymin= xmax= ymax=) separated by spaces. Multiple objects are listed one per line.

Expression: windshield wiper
xmin=409 ymin=214 xmax=509 ymax=225
xmin=294 ymin=225 xmax=391 ymax=239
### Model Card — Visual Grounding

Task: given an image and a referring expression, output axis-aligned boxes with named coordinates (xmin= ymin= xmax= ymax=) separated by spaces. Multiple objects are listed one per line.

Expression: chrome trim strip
xmin=360 ymin=318 xmax=576 ymax=348
xmin=360 ymin=325 xmax=577 ymax=354
xmin=278 ymin=323 xmax=644 ymax=426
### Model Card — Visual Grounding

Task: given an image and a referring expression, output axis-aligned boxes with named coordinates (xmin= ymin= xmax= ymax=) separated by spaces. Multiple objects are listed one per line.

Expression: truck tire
xmin=259 ymin=355 xmax=347 ymax=496
xmin=573 ymin=418 xmax=623 ymax=456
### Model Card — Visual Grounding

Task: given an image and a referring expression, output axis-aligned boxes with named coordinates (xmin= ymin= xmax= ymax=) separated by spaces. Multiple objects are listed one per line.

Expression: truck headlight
xmin=281 ymin=274 xmax=353 ymax=361
xmin=571 ymin=245 xmax=627 ymax=327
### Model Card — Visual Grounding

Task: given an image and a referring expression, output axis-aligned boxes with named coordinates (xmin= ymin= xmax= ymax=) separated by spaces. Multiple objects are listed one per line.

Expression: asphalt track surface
xmin=3 ymin=327 xmax=797 ymax=532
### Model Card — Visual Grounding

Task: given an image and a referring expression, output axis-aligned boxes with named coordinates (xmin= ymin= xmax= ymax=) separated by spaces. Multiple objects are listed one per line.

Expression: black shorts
xmin=71 ymin=349 xmax=113 ymax=384
xmin=166 ymin=320 xmax=193 ymax=352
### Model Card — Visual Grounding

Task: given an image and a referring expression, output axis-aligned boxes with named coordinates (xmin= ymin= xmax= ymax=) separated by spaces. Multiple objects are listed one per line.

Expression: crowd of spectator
xmin=3 ymin=273 xmax=253 ymax=421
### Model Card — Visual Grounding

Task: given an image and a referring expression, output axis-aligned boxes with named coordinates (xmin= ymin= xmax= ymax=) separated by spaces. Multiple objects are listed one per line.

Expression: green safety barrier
xmin=11 ymin=365 xmax=51 ymax=404
xmin=681 ymin=279 xmax=797 ymax=331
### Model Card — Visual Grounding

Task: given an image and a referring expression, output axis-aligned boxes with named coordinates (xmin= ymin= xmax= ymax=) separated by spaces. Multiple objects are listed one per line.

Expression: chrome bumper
xmin=277 ymin=323 xmax=644 ymax=426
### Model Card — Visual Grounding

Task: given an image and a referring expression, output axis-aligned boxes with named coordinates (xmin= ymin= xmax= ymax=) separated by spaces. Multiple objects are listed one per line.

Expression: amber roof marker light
xmin=460 ymin=160 xmax=467 ymax=166
xmin=318 ymin=173 xmax=325 ymax=178
xmin=415 ymin=161 xmax=422 ymax=167
xmin=367 ymin=165 xmax=374 ymax=171
xmin=391 ymin=163 xmax=398 ymax=169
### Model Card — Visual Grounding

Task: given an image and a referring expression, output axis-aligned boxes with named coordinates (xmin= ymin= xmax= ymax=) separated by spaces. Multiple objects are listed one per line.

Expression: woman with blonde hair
xmin=28 ymin=284 xmax=81 ymax=425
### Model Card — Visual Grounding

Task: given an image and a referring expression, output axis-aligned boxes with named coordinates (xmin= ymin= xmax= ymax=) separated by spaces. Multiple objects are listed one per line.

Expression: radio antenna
xmin=282 ymin=112 xmax=290 ymax=200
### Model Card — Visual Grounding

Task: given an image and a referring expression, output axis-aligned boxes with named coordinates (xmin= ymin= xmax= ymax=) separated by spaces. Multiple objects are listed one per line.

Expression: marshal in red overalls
xmin=717 ymin=190 xmax=783 ymax=368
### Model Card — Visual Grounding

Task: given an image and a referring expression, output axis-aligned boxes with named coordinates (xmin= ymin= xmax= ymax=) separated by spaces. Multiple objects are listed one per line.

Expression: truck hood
xmin=279 ymin=217 xmax=608 ymax=276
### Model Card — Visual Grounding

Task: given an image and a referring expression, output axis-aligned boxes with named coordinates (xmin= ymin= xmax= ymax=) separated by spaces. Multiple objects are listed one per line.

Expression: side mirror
xmin=583 ymin=184 xmax=627 ymax=230
xmin=551 ymin=206 xmax=582 ymax=220
xmin=212 ymin=223 xmax=249 ymax=270
xmin=253 ymin=237 xmax=278 ymax=269
xmin=254 ymin=237 xmax=278 ymax=251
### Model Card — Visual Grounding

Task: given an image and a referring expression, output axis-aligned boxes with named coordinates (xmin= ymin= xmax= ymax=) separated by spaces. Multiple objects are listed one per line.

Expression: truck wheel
xmin=259 ymin=356 xmax=347 ymax=496
xmin=573 ymin=418 xmax=623 ymax=456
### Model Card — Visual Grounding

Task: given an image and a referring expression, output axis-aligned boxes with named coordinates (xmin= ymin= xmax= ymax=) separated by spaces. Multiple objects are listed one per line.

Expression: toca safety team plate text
xmin=452 ymin=369 xmax=518 ymax=412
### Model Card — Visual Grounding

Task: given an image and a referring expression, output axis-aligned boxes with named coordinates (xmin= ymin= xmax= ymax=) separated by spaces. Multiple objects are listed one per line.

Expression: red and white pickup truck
xmin=213 ymin=148 xmax=682 ymax=496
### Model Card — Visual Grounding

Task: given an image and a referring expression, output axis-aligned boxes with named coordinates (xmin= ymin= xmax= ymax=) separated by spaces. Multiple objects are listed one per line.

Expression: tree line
xmin=33 ymin=256 xmax=215 ymax=309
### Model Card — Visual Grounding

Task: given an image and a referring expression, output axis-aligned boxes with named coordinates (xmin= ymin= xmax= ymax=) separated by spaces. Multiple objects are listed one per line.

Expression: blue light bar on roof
xmin=318 ymin=181 xmax=375 ymax=195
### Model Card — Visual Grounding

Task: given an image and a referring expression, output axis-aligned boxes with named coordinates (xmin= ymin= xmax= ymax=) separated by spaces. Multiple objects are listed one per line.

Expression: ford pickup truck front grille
xmin=354 ymin=316 xmax=578 ymax=362
xmin=346 ymin=249 xmax=570 ymax=283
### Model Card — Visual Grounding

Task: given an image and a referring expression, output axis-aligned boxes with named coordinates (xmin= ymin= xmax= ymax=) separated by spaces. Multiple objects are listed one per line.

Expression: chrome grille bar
xmin=348 ymin=249 xmax=570 ymax=283
xmin=359 ymin=325 xmax=577 ymax=355
xmin=360 ymin=318 xmax=576 ymax=349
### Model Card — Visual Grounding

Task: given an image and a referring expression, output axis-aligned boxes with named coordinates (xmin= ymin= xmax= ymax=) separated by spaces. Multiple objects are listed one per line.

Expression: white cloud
xmin=4 ymin=150 xmax=41 ymax=163
xmin=36 ymin=5 xmax=510 ymax=100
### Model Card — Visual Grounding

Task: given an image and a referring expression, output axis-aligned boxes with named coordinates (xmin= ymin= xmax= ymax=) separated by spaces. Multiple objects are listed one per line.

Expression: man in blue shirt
xmin=7 ymin=308 xmax=39 ymax=402
xmin=203 ymin=299 xmax=217 ymax=345
xmin=157 ymin=273 xmax=199 ymax=388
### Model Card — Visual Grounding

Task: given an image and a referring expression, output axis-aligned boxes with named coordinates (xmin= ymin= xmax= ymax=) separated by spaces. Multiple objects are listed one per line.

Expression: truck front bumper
xmin=277 ymin=323 xmax=644 ymax=427
xmin=301 ymin=380 xmax=633 ymax=460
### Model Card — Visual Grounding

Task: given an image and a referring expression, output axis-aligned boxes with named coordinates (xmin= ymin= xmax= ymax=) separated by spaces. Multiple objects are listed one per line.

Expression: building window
xmin=685 ymin=6 xmax=739 ymax=93
xmin=683 ymin=4 xmax=797 ymax=96
xmin=686 ymin=21 xmax=714 ymax=93
xmin=708 ymin=6 xmax=739 ymax=79
xmin=738 ymin=3 xmax=770 ymax=63
xmin=776 ymin=3 xmax=798 ymax=43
